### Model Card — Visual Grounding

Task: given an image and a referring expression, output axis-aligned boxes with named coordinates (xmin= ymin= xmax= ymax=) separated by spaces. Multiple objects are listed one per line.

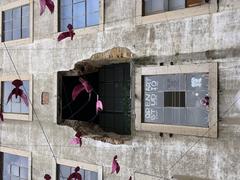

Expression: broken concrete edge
xmin=57 ymin=47 xmax=138 ymax=145
xmin=73 ymin=47 xmax=136 ymax=71
xmin=62 ymin=120 xmax=131 ymax=145
xmin=72 ymin=46 xmax=223 ymax=72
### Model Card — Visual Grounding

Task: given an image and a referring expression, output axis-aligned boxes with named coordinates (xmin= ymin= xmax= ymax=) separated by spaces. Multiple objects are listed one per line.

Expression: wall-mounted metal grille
xmin=98 ymin=63 xmax=131 ymax=135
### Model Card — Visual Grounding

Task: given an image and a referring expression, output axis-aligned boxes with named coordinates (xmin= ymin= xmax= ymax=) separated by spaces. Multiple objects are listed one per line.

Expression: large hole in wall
xmin=57 ymin=59 xmax=133 ymax=144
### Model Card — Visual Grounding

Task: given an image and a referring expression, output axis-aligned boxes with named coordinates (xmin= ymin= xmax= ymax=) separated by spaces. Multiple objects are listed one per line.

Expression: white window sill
xmin=136 ymin=3 xmax=217 ymax=25
xmin=1 ymin=37 xmax=32 ymax=47
xmin=3 ymin=113 xmax=31 ymax=121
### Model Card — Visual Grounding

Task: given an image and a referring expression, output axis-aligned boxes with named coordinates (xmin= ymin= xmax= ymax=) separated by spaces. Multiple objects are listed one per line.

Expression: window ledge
xmin=136 ymin=123 xmax=217 ymax=138
xmin=0 ymin=146 xmax=31 ymax=158
xmin=3 ymin=113 xmax=31 ymax=121
xmin=1 ymin=37 xmax=33 ymax=47
xmin=0 ymin=0 xmax=31 ymax=11
xmin=136 ymin=3 xmax=217 ymax=25
xmin=73 ymin=24 xmax=104 ymax=35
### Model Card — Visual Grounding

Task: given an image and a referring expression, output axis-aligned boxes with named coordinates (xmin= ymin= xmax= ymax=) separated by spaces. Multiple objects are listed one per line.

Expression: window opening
xmin=57 ymin=164 xmax=98 ymax=180
xmin=2 ymin=4 xmax=30 ymax=42
xmin=58 ymin=63 xmax=131 ymax=135
xmin=1 ymin=80 xmax=29 ymax=114
xmin=143 ymin=0 xmax=205 ymax=16
xmin=0 ymin=152 xmax=28 ymax=180
xmin=59 ymin=0 xmax=99 ymax=32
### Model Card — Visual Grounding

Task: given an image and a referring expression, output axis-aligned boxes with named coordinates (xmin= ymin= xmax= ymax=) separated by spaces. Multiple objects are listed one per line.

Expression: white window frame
xmin=0 ymin=74 xmax=33 ymax=121
xmin=52 ymin=158 xmax=103 ymax=180
xmin=135 ymin=63 xmax=218 ymax=138
xmin=0 ymin=0 xmax=34 ymax=46
xmin=54 ymin=0 xmax=104 ymax=37
xmin=0 ymin=146 xmax=32 ymax=180
xmin=136 ymin=0 xmax=217 ymax=25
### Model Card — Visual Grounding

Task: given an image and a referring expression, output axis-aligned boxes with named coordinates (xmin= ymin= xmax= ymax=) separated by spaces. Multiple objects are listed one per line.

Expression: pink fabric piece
xmin=111 ymin=155 xmax=120 ymax=174
xmin=79 ymin=78 xmax=93 ymax=93
xmin=58 ymin=24 xmax=75 ymax=41
xmin=96 ymin=96 xmax=103 ymax=113
xmin=75 ymin=132 xmax=82 ymax=139
xmin=68 ymin=167 xmax=82 ymax=180
xmin=200 ymin=96 xmax=210 ymax=107
xmin=40 ymin=0 xmax=54 ymax=15
xmin=7 ymin=79 xmax=29 ymax=107
xmin=72 ymin=84 xmax=85 ymax=101
xmin=72 ymin=77 xmax=93 ymax=101
xmin=44 ymin=174 xmax=51 ymax=180
xmin=69 ymin=137 xmax=82 ymax=147
xmin=69 ymin=137 xmax=80 ymax=145
xmin=69 ymin=132 xmax=82 ymax=147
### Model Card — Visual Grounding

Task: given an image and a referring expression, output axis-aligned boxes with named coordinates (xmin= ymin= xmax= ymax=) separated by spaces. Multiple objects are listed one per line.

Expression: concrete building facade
xmin=0 ymin=0 xmax=240 ymax=179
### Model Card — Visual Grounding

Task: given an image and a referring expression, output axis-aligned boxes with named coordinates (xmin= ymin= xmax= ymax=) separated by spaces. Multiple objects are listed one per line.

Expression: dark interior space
xmin=164 ymin=91 xmax=185 ymax=107
xmin=59 ymin=63 xmax=131 ymax=135
xmin=62 ymin=72 xmax=99 ymax=123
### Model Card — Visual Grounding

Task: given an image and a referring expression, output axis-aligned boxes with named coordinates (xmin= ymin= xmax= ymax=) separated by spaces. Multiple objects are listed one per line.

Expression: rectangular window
xmin=1 ymin=80 xmax=29 ymax=114
xmin=57 ymin=164 xmax=98 ymax=180
xmin=0 ymin=75 xmax=32 ymax=121
xmin=143 ymin=0 xmax=204 ymax=16
xmin=0 ymin=152 xmax=29 ymax=180
xmin=143 ymin=73 xmax=209 ymax=127
xmin=59 ymin=0 xmax=100 ymax=32
xmin=2 ymin=4 xmax=30 ymax=42
xmin=135 ymin=63 xmax=218 ymax=137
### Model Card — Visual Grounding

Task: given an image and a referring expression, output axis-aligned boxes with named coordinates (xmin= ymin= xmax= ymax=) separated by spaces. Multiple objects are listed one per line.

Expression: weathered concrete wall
xmin=0 ymin=0 xmax=240 ymax=179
